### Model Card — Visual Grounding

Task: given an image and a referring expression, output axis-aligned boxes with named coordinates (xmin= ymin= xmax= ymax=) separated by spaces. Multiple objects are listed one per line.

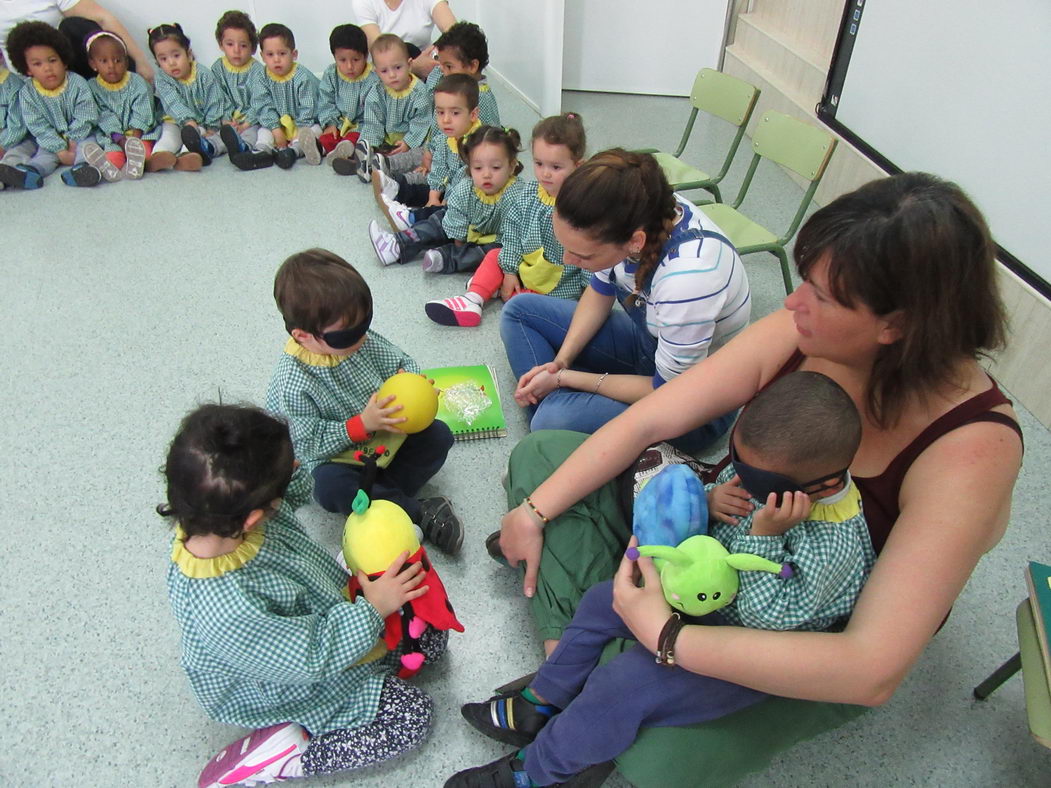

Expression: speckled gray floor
xmin=3 ymin=81 xmax=1050 ymax=787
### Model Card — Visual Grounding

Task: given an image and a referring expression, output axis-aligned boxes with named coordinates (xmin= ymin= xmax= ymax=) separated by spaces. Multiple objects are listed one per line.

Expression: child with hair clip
xmin=2 ymin=20 xmax=101 ymax=188
xmin=84 ymin=31 xmax=157 ymax=181
xmin=345 ymin=34 xmax=430 ymax=181
xmin=248 ymin=23 xmax=323 ymax=170
xmin=161 ymin=403 xmax=444 ymax=788
xmin=211 ymin=10 xmax=274 ymax=171
xmin=426 ymin=113 xmax=588 ymax=327
xmin=448 ymin=371 xmax=876 ymax=787
xmin=318 ymin=23 xmax=379 ymax=171
xmin=0 ymin=50 xmax=36 ymax=190
xmin=149 ymin=23 xmax=227 ymax=170
xmin=368 ymin=124 xmax=525 ymax=274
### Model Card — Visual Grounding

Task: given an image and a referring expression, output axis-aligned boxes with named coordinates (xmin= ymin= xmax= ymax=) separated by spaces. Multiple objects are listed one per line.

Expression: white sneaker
xmin=368 ymin=219 xmax=401 ymax=266
xmin=372 ymin=169 xmax=399 ymax=202
xmin=424 ymin=292 xmax=483 ymax=327
xmin=371 ymin=151 xmax=390 ymax=178
xmin=354 ymin=139 xmax=372 ymax=182
xmin=421 ymin=249 xmax=445 ymax=273
xmin=197 ymin=722 xmax=308 ymax=788
xmin=382 ymin=198 xmax=412 ymax=232
xmin=298 ymin=127 xmax=321 ymax=165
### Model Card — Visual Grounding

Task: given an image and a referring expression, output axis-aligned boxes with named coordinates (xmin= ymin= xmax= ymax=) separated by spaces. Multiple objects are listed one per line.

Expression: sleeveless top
xmin=761 ymin=351 xmax=1024 ymax=554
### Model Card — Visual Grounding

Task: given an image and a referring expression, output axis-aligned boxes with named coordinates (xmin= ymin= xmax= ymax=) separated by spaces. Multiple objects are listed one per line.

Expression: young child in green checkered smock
xmin=448 ymin=371 xmax=875 ymax=788
xmin=426 ymin=113 xmax=589 ymax=327
xmin=368 ymin=125 xmax=524 ymax=275
xmin=265 ymin=248 xmax=464 ymax=556
xmin=162 ymin=403 xmax=445 ymax=788
xmin=148 ymin=23 xmax=228 ymax=171
xmin=316 ymin=23 xmax=380 ymax=172
xmin=0 ymin=49 xmax=35 ymax=190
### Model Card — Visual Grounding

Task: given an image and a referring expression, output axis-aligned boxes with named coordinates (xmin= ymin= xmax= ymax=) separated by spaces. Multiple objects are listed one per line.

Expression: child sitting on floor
xmin=249 ymin=22 xmax=323 ymax=169
xmin=4 ymin=21 xmax=101 ymax=188
xmin=161 ymin=403 xmax=443 ymax=788
xmin=264 ymin=248 xmax=463 ymax=555
xmin=0 ymin=50 xmax=36 ymax=189
xmin=318 ymin=23 xmax=379 ymax=171
xmin=344 ymin=34 xmax=431 ymax=181
xmin=449 ymin=371 xmax=875 ymax=787
xmin=425 ymin=113 xmax=589 ymax=327
xmin=368 ymin=124 xmax=524 ymax=274
xmin=211 ymin=10 xmax=274 ymax=172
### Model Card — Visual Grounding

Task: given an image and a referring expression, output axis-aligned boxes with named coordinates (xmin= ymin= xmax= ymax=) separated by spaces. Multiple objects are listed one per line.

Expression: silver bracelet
xmin=594 ymin=372 xmax=609 ymax=393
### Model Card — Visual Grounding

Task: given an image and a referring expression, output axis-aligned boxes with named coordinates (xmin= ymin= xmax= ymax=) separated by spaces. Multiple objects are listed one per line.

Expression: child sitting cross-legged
xmin=368 ymin=124 xmax=525 ymax=274
xmin=318 ymin=23 xmax=380 ymax=172
xmin=162 ymin=403 xmax=445 ymax=788
xmin=265 ymin=248 xmax=463 ymax=555
xmin=0 ymin=50 xmax=36 ymax=189
xmin=448 ymin=370 xmax=876 ymax=787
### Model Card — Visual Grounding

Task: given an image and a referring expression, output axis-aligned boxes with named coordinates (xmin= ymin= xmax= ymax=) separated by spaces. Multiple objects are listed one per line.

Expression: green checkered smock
xmin=18 ymin=73 xmax=98 ymax=152
xmin=707 ymin=465 xmax=875 ymax=632
xmin=166 ymin=469 xmax=389 ymax=735
xmin=360 ymin=75 xmax=431 ymax=148
xmin=265 ymin=333 xmax=419 ymax=472
xmin=442 ymin=175 xmax=524 ymax=243
xmin=0 ymin=67 xmax=27 ymax=149
xmin=249 ymin=63 xmax=321 ymax=131
xmin=89 ymin=72 xmax=160 ymax=148
xmin=211 ymin=56 xmax=264 ymax=125
xmin=154 ymin=61 xmax=229 ymax=128
xmin=498 ymin=181 xmax=588 ymax=300
xmin=425 ymin=117 xmax=477 ymax=192
xmin=317 ymin=62 xmax=380 ymax=131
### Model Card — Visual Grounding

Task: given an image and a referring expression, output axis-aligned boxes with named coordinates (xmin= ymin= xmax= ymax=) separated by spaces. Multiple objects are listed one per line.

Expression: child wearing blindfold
xmin=265 ymin=248 xmax=463 ymax=555
xmin=447 ymin=371 xmax=875 ymax=787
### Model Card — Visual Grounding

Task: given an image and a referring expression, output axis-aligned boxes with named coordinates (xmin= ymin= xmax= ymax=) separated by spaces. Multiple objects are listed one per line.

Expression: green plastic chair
xmin=699 ymin=110 xmax=837 ymax=294
xmin=637 ymin=68 xmax=760 ymax=203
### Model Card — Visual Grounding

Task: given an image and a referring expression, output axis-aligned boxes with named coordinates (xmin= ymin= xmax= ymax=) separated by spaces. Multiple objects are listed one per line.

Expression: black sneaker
xmin=274 ymin=147 xmax=297 ymax=169
xmin=181 ymin=124 xmax=212 ymax=165
xmin=445 ymin=750 xmax=614 ymax=788
xmin=219 ymin=124 xmax=247 ymax=156
xmin=61 ymin=163 xmax=101 ymax=187
xmin=461 ymin=689 xmax=557 ymax=747
xmin=332 ymin=154 xmax=359 ymax=176
xmin=231 ymin=150 xmax=275 ymax=171
xmin=418 ymin=496 xmax=463 ymax=556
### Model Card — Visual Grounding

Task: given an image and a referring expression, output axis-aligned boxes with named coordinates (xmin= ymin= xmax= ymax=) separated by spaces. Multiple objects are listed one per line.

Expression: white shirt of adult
xmin=351 ymin=0 xmax=447 ymax=50
xmin=0 ymin=0 xmax=78 ymax=67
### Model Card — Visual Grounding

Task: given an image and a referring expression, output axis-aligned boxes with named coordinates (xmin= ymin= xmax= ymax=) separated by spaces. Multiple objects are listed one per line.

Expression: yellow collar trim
xmin=33 ymin=77 xmax=67 ymax=97
xmin=267 ymin=63 xmax=297 ymax=83
xmin=479 ymin=81 xmax=490 ymax=92
xmin=177 ymin=62 xmax=198 ymax=85
xmin=0 ymin=67 xmax=9 ymax=84
xmin=283 ymin=336 xmax=348 ymax=368
xmin=475 ymin=175 xmax=517 ymax=205
xmin=446 ymin=118 xmax=482 ymax=154
xmin=384 ymin=74 xmax=418 ymax=99
xmin=339 ymin=62 xmax=373 ymax=83
xmin=807 ymin=479 xmax=862 ymax=524
xmin=537 ymin=183 xmax=555 ymax=206
xmin=171 ymin=524 xmax=265 ymax=578
xmin=222 ymin=56 xmax=253 ymax=74
xmin=96 ymin=71 xmax=130 ymax=91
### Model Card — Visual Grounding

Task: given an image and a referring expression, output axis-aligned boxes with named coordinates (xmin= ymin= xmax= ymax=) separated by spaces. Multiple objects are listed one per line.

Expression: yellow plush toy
xmin=375 ymin=372 xmax=439 ymax=434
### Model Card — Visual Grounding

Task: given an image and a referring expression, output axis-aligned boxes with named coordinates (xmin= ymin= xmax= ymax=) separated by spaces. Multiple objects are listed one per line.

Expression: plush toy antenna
xmin=626 ymin=544 xmax=690 ymax=567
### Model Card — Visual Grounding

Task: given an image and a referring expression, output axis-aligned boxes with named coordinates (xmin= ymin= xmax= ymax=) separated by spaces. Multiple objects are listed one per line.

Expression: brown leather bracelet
xmin=656 ymin=612 xmax=684 ymax=666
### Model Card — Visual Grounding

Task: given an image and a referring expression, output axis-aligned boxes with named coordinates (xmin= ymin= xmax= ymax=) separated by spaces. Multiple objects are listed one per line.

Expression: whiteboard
xmin=823 ymin=0 xmax=1051 ymax=295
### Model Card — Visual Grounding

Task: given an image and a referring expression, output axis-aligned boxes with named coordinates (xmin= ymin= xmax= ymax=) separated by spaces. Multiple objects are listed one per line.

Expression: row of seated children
xmin=0 ymin=13 xmax=497 ymax=187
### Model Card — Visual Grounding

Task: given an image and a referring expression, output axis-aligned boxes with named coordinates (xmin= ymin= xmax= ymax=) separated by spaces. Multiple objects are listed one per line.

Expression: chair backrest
xmin=751 ymin=110 xmax=836 ymax=181
xmin=690 ymin=68 xmax=760 ymax=128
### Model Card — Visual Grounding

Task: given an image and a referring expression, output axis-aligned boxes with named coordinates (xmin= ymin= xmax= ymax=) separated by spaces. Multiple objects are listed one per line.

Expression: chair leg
xmin=706 ymin=183 xmax=722 ymax=203
xmin=973 ymin=651 xmax=1022 ymax=700
xmin=774 ymin=247 xmax=793 ymax=295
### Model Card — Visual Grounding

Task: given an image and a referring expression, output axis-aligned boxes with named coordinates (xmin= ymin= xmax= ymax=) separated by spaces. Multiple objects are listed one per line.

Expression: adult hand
xmin=513 ymin=363 xmax=562 ymax=407
xmin=358 ymin=552 xmax=428 ymax=618
xmin=750 ymin=491 xmax=810 ymax=536
xmin=500 ymin=273 xmax=523 ymax=302
xmin=612 ymin=536 xmax=672 ymax=652
xmin=500 ymin=502 xmax=545 ymax=598
xmin=361 ymin=392 xmax=407 ymax=433
xmin=707 ymin=475 xmax=753 ymax=525
xmin=136 ymin=61 xmax=155 ymax=84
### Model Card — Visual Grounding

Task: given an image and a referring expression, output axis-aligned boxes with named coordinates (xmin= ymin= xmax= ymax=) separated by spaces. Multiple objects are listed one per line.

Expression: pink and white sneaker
xmin=198 ymin=722 xmax=308 ymax=788
xmin=368 ymin=219 xmax=401 ymax=266
xmin=424 ymin=292 xmax=483 ymax=326
xmin=381 ymin=197 xmax=412 ymax=232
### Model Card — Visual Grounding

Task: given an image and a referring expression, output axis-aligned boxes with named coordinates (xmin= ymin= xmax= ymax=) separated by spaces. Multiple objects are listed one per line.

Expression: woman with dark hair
xmin=483 ymin=172 xmax=1022 ymax=784
xmin=501 ymin=148 xmax=751 ymax=452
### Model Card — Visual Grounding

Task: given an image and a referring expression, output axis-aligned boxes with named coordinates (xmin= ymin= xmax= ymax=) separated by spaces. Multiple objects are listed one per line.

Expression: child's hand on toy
xmin=359 ymin=551 xmax=429 ymax=618
xmin=500 ymin=273 xmax=523 ymax=301
xmin=750 ymin=491 xmax=811 ymax=536
xmin=708 ymin=475 xmax=754 ymax=524
xmin=362 ymin=392 xmax=408 ymax=433
xmin=389 ymin=140 xmax=409 ymax=155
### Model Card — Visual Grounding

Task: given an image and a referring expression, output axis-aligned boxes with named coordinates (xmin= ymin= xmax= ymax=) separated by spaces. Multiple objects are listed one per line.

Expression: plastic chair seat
xmin=698 ymin=203 xmax=779 ymax=249
xmin=654 ymin=152 xmax=712 ymax=187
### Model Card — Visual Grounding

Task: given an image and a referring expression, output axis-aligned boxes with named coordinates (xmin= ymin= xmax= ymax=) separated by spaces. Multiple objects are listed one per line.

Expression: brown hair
xmin=737 ymin=371 xmax=861 ymax=478
xmin=460 ymin=125 xmax=524 ymax=174
xmin=794 ymin=172 xmax=1007 ymax=428
xmin=258 ymin=22 xmax=294 ymax=51
xmin=532 ymin=112 xmax=586 ymax=162
xmin=273 ymin=249 xmax=372 ymax=336
xmin=555 ymin=148 xmax=676 ymax=291
xmin=435 ymin=72 xmax=479 ymax=112
xmin=215 ymin=10 xmax=258 ymax=50
xmin=371 ymin=33 xmax=408 ymax=59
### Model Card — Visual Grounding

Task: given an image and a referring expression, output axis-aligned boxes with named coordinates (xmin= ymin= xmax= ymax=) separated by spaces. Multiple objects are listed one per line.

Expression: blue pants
xmin=524 ymin=581 xmax=766 ymax=785
xmin=396 ymin=210 xmax=497 ymax=273
xmin=311 ymin=420 xmax=453 ymax=521
xmin=500 ymin=293 xmax=734 ymax=453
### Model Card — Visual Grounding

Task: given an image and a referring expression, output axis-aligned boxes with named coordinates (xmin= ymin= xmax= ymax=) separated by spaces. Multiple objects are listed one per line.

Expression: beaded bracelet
xmin=523 ymin=495 xmax=550 ymax=527
xmin=594 ymin=372 xmax=609 ymax=393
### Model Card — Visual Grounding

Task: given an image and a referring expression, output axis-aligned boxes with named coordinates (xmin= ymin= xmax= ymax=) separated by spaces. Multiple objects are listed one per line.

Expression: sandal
xmin=461 ymin=689 xmax=558 ymax=747
xmin=419 ymin=496 xmax=464 ymax=556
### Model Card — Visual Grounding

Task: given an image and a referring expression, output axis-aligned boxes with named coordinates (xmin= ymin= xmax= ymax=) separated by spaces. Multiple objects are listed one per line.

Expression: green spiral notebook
xmin=1026 ymin=561 xmax=1051 ymax=689
xmin=421 ymin=364 xmax=507 ymax=440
